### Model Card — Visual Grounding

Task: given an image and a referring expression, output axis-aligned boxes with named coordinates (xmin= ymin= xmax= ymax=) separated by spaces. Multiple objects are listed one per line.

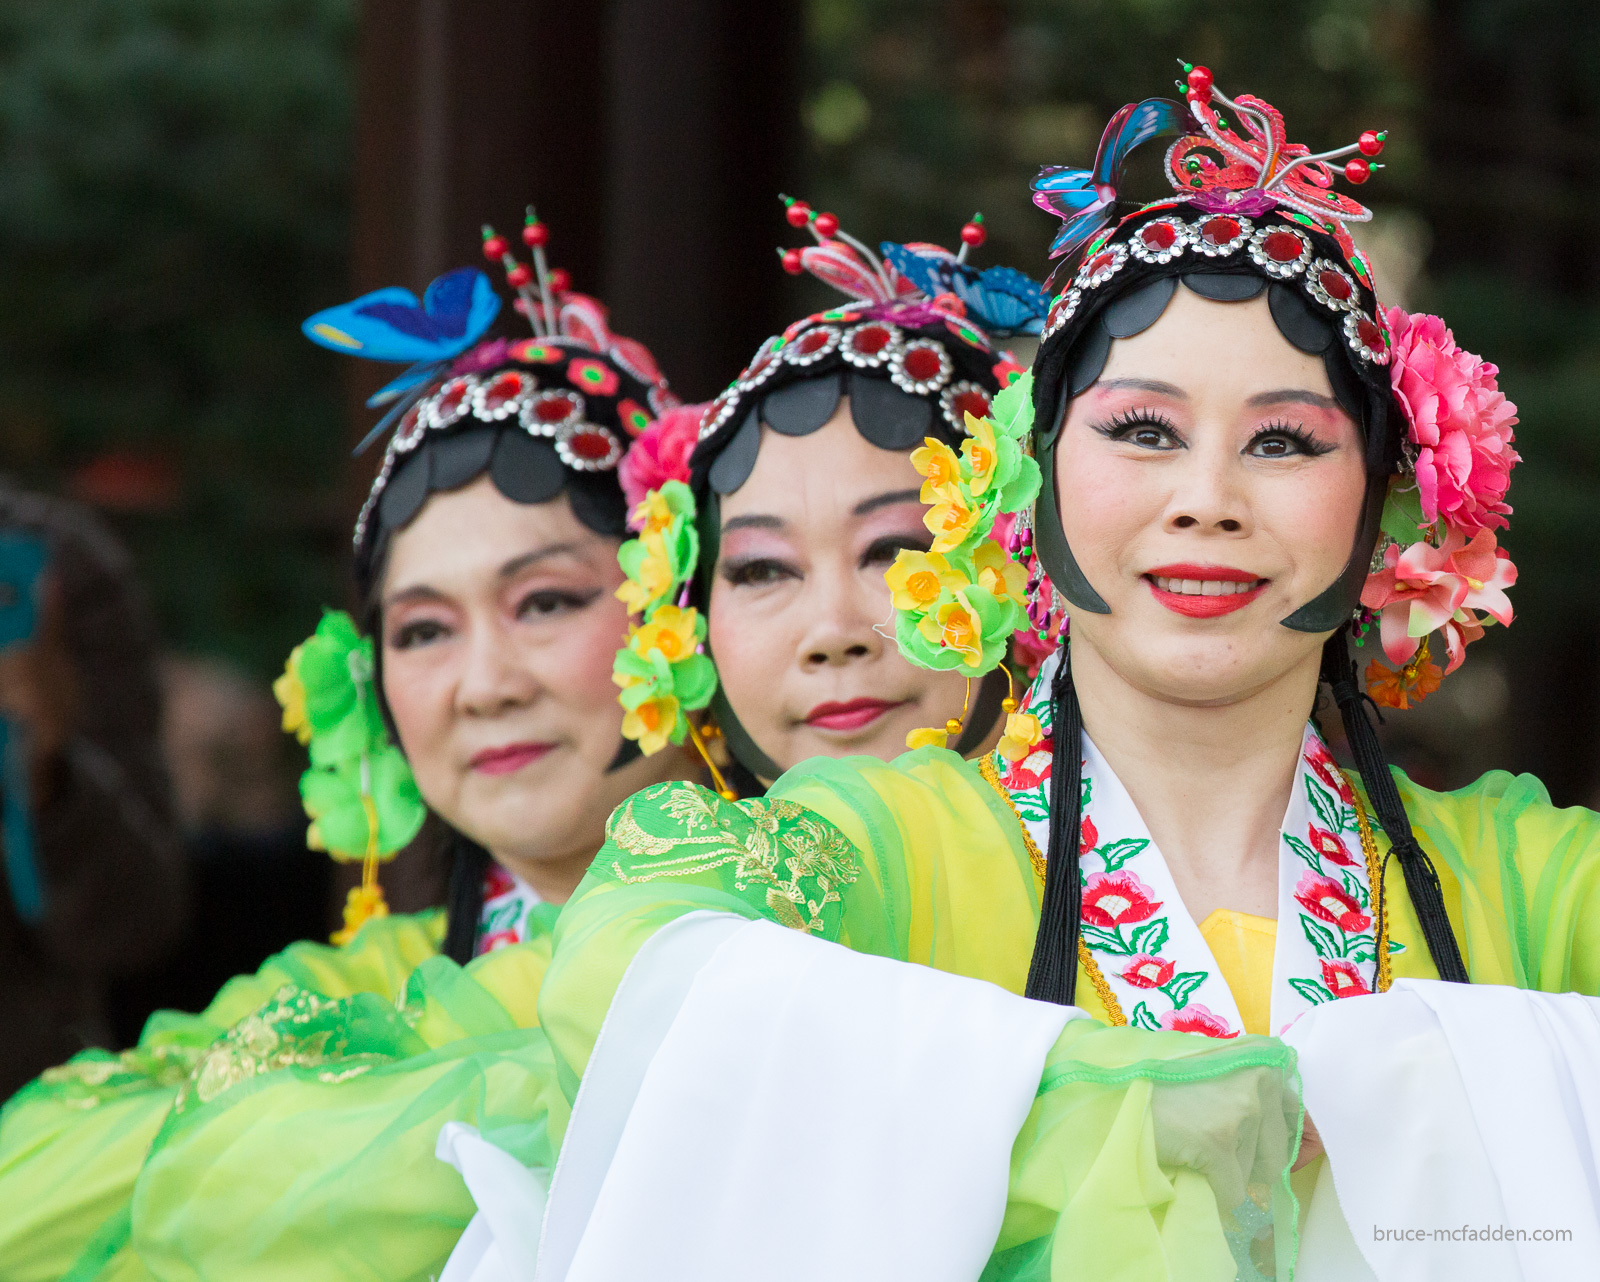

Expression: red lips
xmin=1144 ymin=563 xmax=1267 ymax=618
xmin=469 ymin=742 xmax=555 ymax=775
xmin=803 ymin=698 xmax=906 ymax=732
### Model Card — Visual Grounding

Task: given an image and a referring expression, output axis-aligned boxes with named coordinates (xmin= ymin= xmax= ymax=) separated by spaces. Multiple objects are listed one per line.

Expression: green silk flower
xmin=275 ymin=610 xmax=426 ymax=862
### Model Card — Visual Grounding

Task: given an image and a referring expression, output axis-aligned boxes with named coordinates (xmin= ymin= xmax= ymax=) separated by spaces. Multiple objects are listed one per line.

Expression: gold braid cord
xmin=1350 ymin=783 xmax=1393 ymax=993
xmin=978 ymin=757 xmax=1125 ymax=1025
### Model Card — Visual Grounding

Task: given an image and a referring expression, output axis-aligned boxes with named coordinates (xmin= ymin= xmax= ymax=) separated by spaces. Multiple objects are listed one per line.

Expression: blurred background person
xmin=0 ymin=479 xmax=185 ymax=1097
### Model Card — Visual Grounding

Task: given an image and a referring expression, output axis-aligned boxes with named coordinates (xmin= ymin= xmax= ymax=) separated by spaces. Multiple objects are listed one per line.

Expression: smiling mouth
xmin=469 ymin=742 xmax=556 ymax=775
xmin=1143 ymin=568 xmax=1268 ymax=618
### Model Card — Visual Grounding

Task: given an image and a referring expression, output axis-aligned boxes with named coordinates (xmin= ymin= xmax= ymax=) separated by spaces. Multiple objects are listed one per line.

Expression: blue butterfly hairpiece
xmin=303 ymin=267 xmax=502 ymax=453
xmin=1031 ymin=98 xmax=1188 ymax=263
xmin=879 ymin=241 xmax=1048 ymax=336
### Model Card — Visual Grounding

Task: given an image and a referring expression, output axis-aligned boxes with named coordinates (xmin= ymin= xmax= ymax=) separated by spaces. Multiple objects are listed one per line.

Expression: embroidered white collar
xmin=995 ymin=652 xmax=1399 ymax=1037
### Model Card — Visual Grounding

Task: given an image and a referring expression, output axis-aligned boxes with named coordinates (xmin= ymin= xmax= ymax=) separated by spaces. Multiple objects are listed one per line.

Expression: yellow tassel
xmin=331 ymin=795 xmax=389 ymax=945
xmin=686 ymin=717 xmax=738 ymax=800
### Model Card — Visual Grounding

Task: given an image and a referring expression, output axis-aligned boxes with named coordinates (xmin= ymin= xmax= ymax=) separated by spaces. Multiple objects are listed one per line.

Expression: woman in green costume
xmin=436 ymin=77 xmax=1597 ymax=1280
xmin=0 ymin=227 xmax=701 ymax=1280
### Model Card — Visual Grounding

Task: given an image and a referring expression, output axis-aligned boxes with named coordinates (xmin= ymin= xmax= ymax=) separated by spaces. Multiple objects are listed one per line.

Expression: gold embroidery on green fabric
xmin=607 ymin=784 xmax=859 ymax=934
xmin=173 ymin=985 xmax=390 ymax=1114
xmin=39 ymin=1042 xmax=201 ymax=1110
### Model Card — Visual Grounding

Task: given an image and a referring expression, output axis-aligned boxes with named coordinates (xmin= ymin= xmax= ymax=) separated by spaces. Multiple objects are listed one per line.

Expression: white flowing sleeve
xmin=440 ymin=910 xmax=1078 ymax=1282
xmin=1284 ymin=978 xmax=1600 ymax=1281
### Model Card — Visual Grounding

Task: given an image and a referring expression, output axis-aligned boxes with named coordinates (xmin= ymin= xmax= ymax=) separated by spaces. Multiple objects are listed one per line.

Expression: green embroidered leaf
xmin=1013 ymin=793 xmax=1050 ymax=822
xmin=1287 ymin=976 xmax=1335 ymax=1006
xmin=1096 ymin=838 xmax=1149 ymax=873
xmin=1080 ymin=924 xmax=1134 ymax=956
xmin=1347 ymin=942 xmax=1376 ymax=964
xmin=1299 ymin=914 xmax=1341 ymax=960
xmin=1128 ymin=917 xmax=1169 ymax=957
xmin=1079 ymin=774 xmax=1092 ymax=810
xmin=1163 ymin=970 xmax=1208 ymax=1008
xmin=1129 ymin=1001 xmax=1161 ymax=1031
xmin=1387 ymin=938 xmax=1407 ymax=954
xmin=1306 ymin=780 xmax=1343 ymax=836
xmin=1339 ymin=868 xmax=1367 ymax=906
xmin=1283 ymin=832 xmax=1324 ymax=871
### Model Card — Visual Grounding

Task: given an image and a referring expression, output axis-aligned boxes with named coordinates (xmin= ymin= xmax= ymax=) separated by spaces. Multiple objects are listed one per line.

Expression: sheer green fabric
xmin=0 ymin=911 xmax=444 ymax=1282
xmin=541 ymin=758 xmax=1303 ymax=1280
xmin=1383 ymin=769 xmax=1600 ymax=993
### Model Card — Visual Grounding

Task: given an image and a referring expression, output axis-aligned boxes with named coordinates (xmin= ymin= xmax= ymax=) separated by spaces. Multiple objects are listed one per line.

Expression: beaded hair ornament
xmin=611 ymin=200 xmax=1047 ymax=786
xmin=892 ymin=64 xmax=1519 ymax=725
xmin=303 ymin=208 xmax=679 ymax=584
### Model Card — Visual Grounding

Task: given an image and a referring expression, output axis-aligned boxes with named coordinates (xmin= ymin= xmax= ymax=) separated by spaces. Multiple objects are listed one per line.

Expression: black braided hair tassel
xmin=442 ymin=835 xmax=492 ymax=965
xmin=1025 ymin=648 xmax=1086 ymax=1005
xmin=1320 ymin=633 xmax=1470 ymax=983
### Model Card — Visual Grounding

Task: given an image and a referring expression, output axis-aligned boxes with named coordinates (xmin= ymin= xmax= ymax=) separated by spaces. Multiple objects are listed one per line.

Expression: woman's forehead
xmin=1096 ymin=289 xmax=1335 ymax=403
xmin=719 ymin=412 xmax=923 ymax=523
xmin=383 ymin=477 xmax=602 ymax=593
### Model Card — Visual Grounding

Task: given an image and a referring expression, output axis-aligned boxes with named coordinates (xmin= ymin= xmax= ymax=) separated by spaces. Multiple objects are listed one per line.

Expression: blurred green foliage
xmin=0 ymin=0 xmax=355 ymax=676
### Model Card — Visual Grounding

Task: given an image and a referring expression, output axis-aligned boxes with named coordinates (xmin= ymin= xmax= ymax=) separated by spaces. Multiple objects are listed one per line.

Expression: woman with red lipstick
xmin=0 ymin=225 xmax=701 ymax=1280
xmin=447 ymin=83 xmax=1599 ymax=1281
xmin=605 ymin=205 xmax=1041 ymax=791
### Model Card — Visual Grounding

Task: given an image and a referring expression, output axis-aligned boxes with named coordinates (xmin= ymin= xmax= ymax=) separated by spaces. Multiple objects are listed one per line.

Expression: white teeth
xmin=1152 ymin=576 xmax=1263 ymax=595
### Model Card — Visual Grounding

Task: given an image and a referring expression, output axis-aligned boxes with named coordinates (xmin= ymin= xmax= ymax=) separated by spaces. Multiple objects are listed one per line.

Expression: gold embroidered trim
xmin=977 ymin=756 xmax=1125 ymax=1025
xmin=1350 ymin=783 xmax=1392 ymax=993
xmin=607 ymin=784 xmax=859 ymax=935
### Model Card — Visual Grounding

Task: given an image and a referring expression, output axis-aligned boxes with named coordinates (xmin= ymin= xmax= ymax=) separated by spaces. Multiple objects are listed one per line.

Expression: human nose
xmin=1164 ymin=433 xmax=1251 ymax=536
xmin=455 ymin=617 xmax=541 ymax=716
xmin=795 ymin=566 xmax=885 ymax=670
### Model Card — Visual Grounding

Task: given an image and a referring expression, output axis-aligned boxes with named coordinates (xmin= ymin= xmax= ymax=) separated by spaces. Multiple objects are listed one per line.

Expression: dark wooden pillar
xmin=345 ymin=0 xmax=801 ymax=912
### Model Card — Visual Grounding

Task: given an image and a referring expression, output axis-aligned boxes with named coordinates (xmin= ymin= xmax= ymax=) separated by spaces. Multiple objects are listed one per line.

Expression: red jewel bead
xmin=482 ymin=235 xmax=509 ymax=261
xmin=813 ymin=212 xmax=839 ymax=238
xmin=522 ymin=221 xmax=549 ymax=248
xmin=534 ymin=393 xmax=578 ymax=423
xmin=506 ymin=264 xmax=533 ymax=288
xmin=951 ymin=388 xmax=989 ymax=419
xmin=1344 ymin=157 xmax=1371 ymax=184
xmin=785 ymin=202 xmax=811 ymax=228
xmin=1319 ymin=268 xmax=1353 ymax=302
xmin=1142 ymin=222 xmax=1177 ymax=251
xmin=569 ymin=431 xmax=612 ymax=461
xmin=547 ymin=268 xmax=571 ymax=293
xmin=1201 ymin=216 xmax=1241 ymax=246
xmin=782 ymin=248 xmax=805 ymax=275
xmin=1186 ymin=65 xmax=1213 ymax=100
xmin=904 ymin=347 xmax=942 ymax=380
xmin=1086 ymin=249 xmax=1116 ymax=275
xmin=961 ymin=221 xmax=986 ymax=247
xmin=1358 ymin=130 xmax=1384 ymax=157
xmin=1356 ymin=318 xmax=1382 ymax=350
xmin=797 ymin=329 xmax=831 ymax=354
xmin=851 ymin=325 xmax=891 ymax=355
xmin=1263 ymin=230 xmax=1303 ymax=262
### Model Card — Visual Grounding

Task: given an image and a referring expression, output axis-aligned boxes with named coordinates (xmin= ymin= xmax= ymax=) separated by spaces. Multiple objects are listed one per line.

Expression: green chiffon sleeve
xmin=1374 ymin=768 xmax=1600 ymax=994
xmin=123 ymin=914 xmax=564 ymax=1282
xmin=541 ymin=758 xmax=1303 ymax=1281
xmin=0 ymin=910 xmax=444 ymax=1282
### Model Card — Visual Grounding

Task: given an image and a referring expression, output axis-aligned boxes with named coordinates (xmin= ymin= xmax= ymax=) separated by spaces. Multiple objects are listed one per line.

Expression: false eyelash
xmin=1088 ymin=408 xmax=1180 ymax=441
xmin=1249 ymin=419 xmax=1334 ymax=457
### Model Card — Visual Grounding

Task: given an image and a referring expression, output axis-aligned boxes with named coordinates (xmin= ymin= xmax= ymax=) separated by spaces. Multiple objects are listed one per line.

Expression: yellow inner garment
xmin=1198 ymin=909 xmax=1277 ymax=1036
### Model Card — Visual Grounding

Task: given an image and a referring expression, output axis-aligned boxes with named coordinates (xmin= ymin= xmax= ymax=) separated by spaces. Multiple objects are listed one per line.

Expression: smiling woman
xmin=608 ymin=205 xmax=1044 ymax=788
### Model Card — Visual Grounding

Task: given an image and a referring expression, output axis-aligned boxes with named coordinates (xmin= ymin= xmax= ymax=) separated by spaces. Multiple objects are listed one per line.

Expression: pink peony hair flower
xmin=1361 ymin=527 xmax=1516 ymax=669
xmin=1387 ymin=307 xmax=1520 ymax=537
xmin=618 ymin=402 xmax=708 ymax=524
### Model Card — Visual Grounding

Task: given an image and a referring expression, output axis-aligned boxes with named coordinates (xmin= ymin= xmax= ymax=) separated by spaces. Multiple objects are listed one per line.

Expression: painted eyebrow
xmin=1246 ymin=388 xmax=1342 ymax=411
xmin=383 ymin=541 xmax=588 ymax=609
xmin=853 ymin=487 xmax=923 ymax=516
xmin=720 ymin=514 xmax=784 ymax=535
xmin=1095 ymin=377 xmax=1189 ymax=398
